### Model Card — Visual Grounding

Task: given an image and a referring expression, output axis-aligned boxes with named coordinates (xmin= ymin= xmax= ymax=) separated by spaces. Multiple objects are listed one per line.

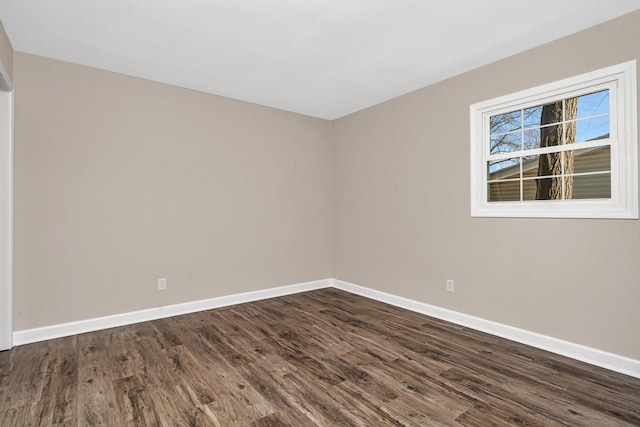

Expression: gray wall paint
xmin=333 ymin=11 xmax=640 ymax=360
xmin=14 ymin=52 xmax=333 ymax=330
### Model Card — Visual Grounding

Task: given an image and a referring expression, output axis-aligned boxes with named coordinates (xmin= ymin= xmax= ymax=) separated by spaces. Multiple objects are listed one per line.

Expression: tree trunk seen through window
xmin=536 ymin=98 xmax=577 ymax=200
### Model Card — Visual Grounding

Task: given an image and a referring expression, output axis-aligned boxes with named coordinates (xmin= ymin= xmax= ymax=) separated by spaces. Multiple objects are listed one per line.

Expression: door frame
xmin=0 ymin=61 xmax=13 ymax=351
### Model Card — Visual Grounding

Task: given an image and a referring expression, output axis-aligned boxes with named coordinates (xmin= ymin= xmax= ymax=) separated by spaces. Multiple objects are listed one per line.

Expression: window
xmin=470 ymin=61 xmax=637 ymax=218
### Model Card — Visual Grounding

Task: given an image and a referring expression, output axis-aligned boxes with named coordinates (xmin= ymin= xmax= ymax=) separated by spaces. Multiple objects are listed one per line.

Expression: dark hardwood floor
xmin=0 ymin=288 xmax=639 ymax=426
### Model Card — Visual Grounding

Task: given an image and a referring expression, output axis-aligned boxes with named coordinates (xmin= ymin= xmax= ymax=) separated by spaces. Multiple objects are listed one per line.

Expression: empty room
xmin=0 ymin=1 xmax=639 ymax=425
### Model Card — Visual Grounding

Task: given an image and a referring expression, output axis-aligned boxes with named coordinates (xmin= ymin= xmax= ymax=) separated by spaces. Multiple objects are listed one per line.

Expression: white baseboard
xmin=13 ymin=277 xmax=639 ymax=379
xmin=332 ymin=278 xmax=640 ymax=379
xmin=13 ymin=278 xmax=331 ymax=346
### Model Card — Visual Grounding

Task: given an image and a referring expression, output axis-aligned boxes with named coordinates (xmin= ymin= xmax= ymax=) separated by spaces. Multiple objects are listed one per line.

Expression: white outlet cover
xmin=446 ymin=279 xmax=454 ymax=292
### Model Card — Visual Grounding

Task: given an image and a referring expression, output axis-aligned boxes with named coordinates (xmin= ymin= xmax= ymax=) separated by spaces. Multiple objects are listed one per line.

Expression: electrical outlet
xmin=446 ymin=279 xmax=454 ymax=293
xmin=158 ymin=278 xmax=167 ymax=291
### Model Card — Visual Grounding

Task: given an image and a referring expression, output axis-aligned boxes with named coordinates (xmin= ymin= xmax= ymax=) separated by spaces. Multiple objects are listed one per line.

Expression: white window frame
xmin=470 ymin=61 xmax=638 ymax=219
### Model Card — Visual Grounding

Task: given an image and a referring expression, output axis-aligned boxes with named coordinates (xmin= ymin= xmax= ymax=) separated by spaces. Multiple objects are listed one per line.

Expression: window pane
xmin=573 ymin=147 xmax=611 ymax=174
xmin=522 ymin=124 xmax=565 ymax=151
xmin=490 ymin=131 xmax=521 ymax=154
xmin=523 ymin=101 xmax=560 ymax=128
xmin=523 ymin=128 xmax=542 ymax=150
xmin=488 ymin=158 xmax=520 ymax=180
xmin=540 ymin=101 xmax=564 ymax=127
xmin=523 ymin=105 xmax=543 ymax=128
xmin=490 ymin=110 xmax=521 ymax=135
xmin=523 ymin=177 xmax=557 ymax=200
xmin=521 ymin=155 xmax=540 ymax=178
xmin=522 ymin=179 xmax=537 ymax=200
xmin=567 ymin=173 xmax=611 ymax=199
xmin=577 ymin=90 xmax=609 ymax=119
xmin=538 ymin=124 xmax=563 ymax=148
xmin=488 ymin=181 xmax=520 ymax=202
xmin=575 ymin=116 xmax=610 ymax=142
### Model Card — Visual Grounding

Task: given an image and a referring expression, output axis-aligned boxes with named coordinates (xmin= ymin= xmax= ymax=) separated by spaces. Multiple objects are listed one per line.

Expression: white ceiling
xmin=1 ymin=1 xmax=640 ymax=120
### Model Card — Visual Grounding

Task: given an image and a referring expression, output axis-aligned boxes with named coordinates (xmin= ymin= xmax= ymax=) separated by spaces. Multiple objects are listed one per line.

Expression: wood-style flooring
xmin=0 ymin=288 xmax=639 ymax=426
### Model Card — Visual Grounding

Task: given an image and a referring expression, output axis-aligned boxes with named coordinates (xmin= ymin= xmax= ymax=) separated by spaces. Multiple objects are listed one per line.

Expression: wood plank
xmin=236 ymin=362 xmax=318 ymax=426
xmin=77 ymin=330 xmax=120 ymax=426
xmin=38 ymin=336 xmax=78 ymax=425
xmin=146 ymin=383 xmax=217 ymax=427
xmin=0 ymin=340 xmax=52 ymax=408
xmin=113 ymin=374 xmax=161 ymax=426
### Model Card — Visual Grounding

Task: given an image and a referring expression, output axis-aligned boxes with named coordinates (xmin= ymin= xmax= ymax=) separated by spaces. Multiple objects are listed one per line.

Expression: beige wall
xmin=14 ymin=52 xmax=333 ymax=330
xmin=0 ymin=20 xmax=12 ymax=81
xmin=333 ymin=11 xmax=640 ymax=360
